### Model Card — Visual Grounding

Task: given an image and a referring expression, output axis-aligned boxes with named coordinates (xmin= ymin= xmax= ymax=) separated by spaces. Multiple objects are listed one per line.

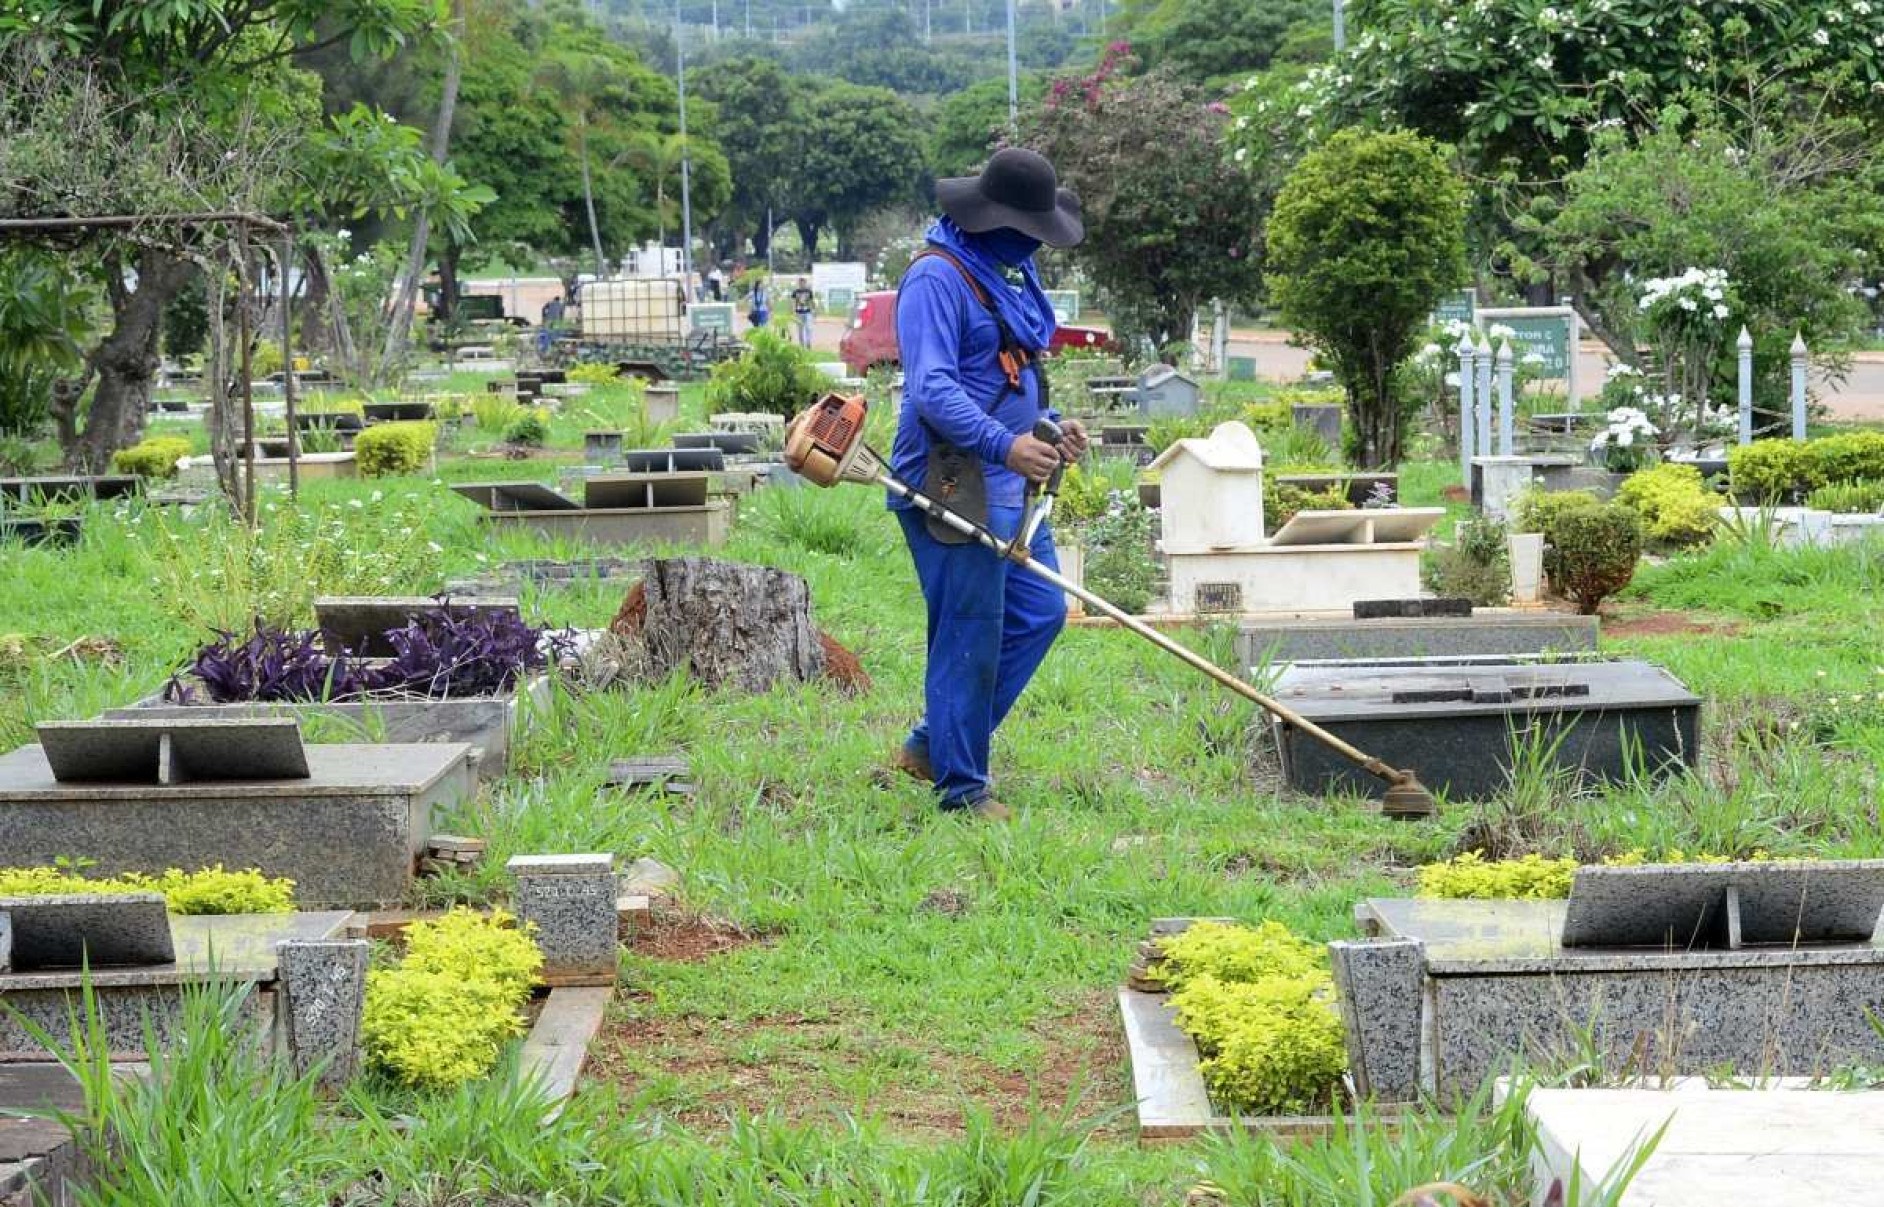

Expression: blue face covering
xmin=924 ymin=217 xmax=1057 ymax=350
xmin=981 ymin=228 xmax=1043 ymax=268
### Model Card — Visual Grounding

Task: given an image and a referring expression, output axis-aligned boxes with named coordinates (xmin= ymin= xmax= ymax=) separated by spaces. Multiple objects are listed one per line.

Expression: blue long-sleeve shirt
xmin=888 ymin=255 xmax=1051 ymax=509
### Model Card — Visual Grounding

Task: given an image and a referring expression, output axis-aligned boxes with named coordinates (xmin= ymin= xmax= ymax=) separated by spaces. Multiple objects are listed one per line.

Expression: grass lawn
xmin=4 ymin=375 xmax=1882 ymax=1202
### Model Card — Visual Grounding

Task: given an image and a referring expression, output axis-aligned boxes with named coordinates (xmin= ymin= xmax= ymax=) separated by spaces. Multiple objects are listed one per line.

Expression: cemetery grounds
xmin=3 ymin=374 xmax=1882 ymax=1203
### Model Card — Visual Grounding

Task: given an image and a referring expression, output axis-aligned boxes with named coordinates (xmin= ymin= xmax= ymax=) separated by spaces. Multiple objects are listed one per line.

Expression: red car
xmin=838 ymin=289 xmax=1115 ymax=375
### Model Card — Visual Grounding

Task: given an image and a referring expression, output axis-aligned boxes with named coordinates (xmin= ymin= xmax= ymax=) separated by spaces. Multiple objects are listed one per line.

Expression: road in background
xmin=806 ymin=316 xmax=1884 ymax=421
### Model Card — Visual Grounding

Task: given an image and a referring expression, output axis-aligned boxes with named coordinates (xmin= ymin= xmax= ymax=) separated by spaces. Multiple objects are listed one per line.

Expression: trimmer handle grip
xmin=1033 ymin=417 xmax=1066 ymax=495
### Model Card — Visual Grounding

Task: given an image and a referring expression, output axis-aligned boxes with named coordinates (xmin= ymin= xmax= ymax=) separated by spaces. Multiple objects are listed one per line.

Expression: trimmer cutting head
xmin=1379 ymin=771 xmax=1439 ymax=820
xmin=785 ymin=393 xmax=884 ymax=487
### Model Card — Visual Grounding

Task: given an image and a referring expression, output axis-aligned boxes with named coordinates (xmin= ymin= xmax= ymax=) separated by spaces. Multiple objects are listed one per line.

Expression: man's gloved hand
xmin=1056 ymin=419 xmax=1090 ymax=461
xmin=1005 ymin=433 xmax=1062 ymax=483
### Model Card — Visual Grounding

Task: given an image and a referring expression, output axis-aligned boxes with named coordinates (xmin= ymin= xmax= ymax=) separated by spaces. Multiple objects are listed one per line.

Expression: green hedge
xmin=112 ymin=436 xmax=193 ymax=479
xmin=1728 ymin=432 xmax=1884 ymax=501
xmin=1615 ymin=463 xmax=1717 ymax=547
xmin=354 ymin=421 xmax=437 ymax=477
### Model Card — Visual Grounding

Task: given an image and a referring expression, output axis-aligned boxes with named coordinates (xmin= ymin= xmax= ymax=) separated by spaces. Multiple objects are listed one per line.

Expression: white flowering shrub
xmin=1589 ymin=405 xmax=1659 ymax=472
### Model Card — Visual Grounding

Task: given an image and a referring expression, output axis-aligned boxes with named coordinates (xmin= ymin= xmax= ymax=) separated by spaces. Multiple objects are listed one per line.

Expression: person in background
xmin=706 ymin=264 xmax=726 ymax=302
xmin=791 ymin=277 xmax=816 ymax=348
xmin=748 ymin=277 xmax=771 ymax=329
xmin=887 ymin=147 xmax=1088 ymax=821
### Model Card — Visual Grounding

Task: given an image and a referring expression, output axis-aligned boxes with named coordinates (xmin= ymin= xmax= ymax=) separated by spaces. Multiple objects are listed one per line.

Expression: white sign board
xmin=811 ymin=262 xmax=868 ymax=301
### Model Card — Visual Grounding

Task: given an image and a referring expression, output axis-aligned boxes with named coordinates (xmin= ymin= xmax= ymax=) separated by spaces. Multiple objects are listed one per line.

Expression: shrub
xmin=1155 ymin=920 xmax=1327 ymax=991
xmin=704 ymin=327 xmax=829 ymax=419
xmin=1807 ymin=479 xmax=1884 ymax=514
xmin=1551 ymin=503 xmax=1643 ymax=614
xmin=400 ymin=906 xmax=544 ymax=1000
xmin=1419 ymin=850 xmax=1766 ymax=900
xmin=1056 ymin=462 xmax=1111 ymax=526
xmin=566 ymin=362 xmax=622 ymax=386
xmin=1265 ymin=479 xmax=1349 ymax=533
xmin=1422 ymin=513 xmax=1511 ymax=605
xmin=112 ymin=436 xmax=192 ymax=479
xmin=1171 ymin=973 xmax=1348 ymax=1116
xmin=1615 ymin=462 xmax=1717 ymax=547
xmin=502 ymin=410 xmax=549 ymax=447
xmin=300 ymin=396 xmax=365 ymax=417
xmin=1262 ymin=425 xmax=1338 ymax=470
xmin=1730 ymin=433 xmax=1884 ymax=501
xmin=0 ymin=864 xmax=294 ymax=913
xmin=1077 ymin=495 xmax=1157 ymax=613
xmin=1157 ymin=920 xmax=1346 ymax=1116
xmin=1416 ymin=852 xmax=1577 ymax=900
xmin=353 ymin=421 xmax=436 ymax=477
xmin=362 ymin=908 xmax=541 ymax=1092
xmin=472 ymin=396 xmax=524 ymax=433
xmin=1727 ymin=439 xmax=1807 ymax=501
xmin=1512 ymin=487 xmax=1602 ymax=582
xmin=1266 ymin=129 xmax=1467 ymax=467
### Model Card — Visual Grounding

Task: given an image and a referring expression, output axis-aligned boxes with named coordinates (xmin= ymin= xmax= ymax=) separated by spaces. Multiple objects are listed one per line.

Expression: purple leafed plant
xmin=366 ymin=605 xmax=570 ymax=698
xmin=164 ymin=620 xmax=368 ymax=704
xmin=164 ymin=599 xmax=570 ymax=704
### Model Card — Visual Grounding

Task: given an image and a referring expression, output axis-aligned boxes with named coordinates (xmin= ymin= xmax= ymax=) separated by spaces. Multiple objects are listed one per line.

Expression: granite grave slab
xmin=1235 ymin=612 xmax=1599 ymax=667
xmin=1560 ymin=860 xmax=1884 ymax=950
xmin=35 ymin=718 xmax=310 ymax=785
xmin=0 ymin=894 xmax=174 ymax=970
xmin=314 ymin=595 xmax=522 ymax=658
xmin=1268 ymin=657 xmax=1699 ymax=800
xmin=0 ymin=743 xmax=475 ymax=908
xmin=509 ymin=854 xmax=619 ymax=987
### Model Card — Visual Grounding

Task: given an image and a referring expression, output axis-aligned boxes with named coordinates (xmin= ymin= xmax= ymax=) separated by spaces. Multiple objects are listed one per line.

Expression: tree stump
xmin=611 ymin=558 xmax=826 ymax=693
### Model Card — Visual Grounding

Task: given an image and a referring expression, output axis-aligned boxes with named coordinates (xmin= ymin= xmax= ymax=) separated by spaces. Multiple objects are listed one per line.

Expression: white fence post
xmin=1496 ymin=340 xmax=1515 ymax=456
xmin=1737 ymin=326 xmax=1753 ymax=445
xmin=1790 ymin=331 xmax=1808 ymax=440
xmin=1457 ymin=332 xmax=1477 ymax=484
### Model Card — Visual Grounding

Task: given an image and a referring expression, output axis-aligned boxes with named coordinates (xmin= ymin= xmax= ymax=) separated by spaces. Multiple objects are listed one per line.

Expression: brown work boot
xmin=964 ymin=797 xmax=1012 ymax=822
xmin=891 ymin=745 xmax=934 ymax=784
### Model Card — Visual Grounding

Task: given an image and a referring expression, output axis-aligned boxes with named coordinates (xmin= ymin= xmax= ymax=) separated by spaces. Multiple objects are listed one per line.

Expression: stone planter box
xmin=1717 ymin=506 xmax=1884 ymax=548
xmin=101 ymin=675 xmax=551 ymax=780
xmin=0 ymin=517 xmax=81 ymax=548
xmin=1118 ymin=986 xmax=1369 ymax=1142
xmin=477 ymin=503 xmax=731 ymax=549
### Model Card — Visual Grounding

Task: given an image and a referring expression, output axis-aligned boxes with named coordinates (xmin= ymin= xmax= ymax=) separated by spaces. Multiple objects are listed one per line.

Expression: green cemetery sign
xmin=689 ymin=303 xmax=734 ymax=335
xmin=825 ymin=286 xmax=857 ymax=314
xmin=1045 ymin=289 xmax=1081 ymax=321
xmin=1483 ymin=314 xmax=1570 ymax=377
xmin=1432 ymin=289 xmax=1476 ymax=326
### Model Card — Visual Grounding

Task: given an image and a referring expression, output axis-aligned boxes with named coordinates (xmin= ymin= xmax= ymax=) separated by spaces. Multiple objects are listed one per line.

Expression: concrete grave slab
xmin=275 ymin=939 xmax=369 ymax=1092
xmin=449 ymin=482 xmax=580 ymax=512
xmin=623 ymin=448 xmax=724 ymax=473
xmin=1524 ymin=1083 xmax=1884 ymax=1207
xmin=36 ymin=718 xmax=310 ymax=784
xmin=315 ymin=595 xmax=521 ymax=658
xmin=0 ymin=894 xmax=173 ymax=970
xmin=1269 ymin=507 xmax=1446 ymax=547
xmin=1560 ymin=860 xmax=1884 ymax=950
xmin=674 ymin=431 xmax=761 ymax=455
xmin=582 ymin=472 xmax=711 ymax=510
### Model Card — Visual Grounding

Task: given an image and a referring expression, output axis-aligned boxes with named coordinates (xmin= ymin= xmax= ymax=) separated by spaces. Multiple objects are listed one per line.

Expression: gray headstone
xmin=1328 ymin=938 xmax=1425 ymax=1102
xmin=623 ymin=448 xmax=724 ymax=473
xmin=1561 ymin=861 xmax=1884 ymax=949
xmin=1291 ymin=403 xmax=1343 ymax=449
xmin=36 ymin=718 xmax=310 ymax=784
xmin=508 ymin=854 xmax=619 ymax=986
xmin=0 ymin=893 xmax=174 ymax=970
xmin=449 ymin=482 xmax=580 ymax=513
xmin=276 ymin=938 xmax=369 ymax=1093
xmin=315 ymin=595 xmax=521 ymax=658
xmin=583 ymin=472 xmax=710 ymax=510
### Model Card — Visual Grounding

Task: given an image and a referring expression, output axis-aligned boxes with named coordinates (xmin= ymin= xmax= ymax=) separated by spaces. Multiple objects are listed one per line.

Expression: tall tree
xmin=0 ymin=0 xmax=449 ymax=469
xmin=1023 ymin=48 xmax=1269 ymax=356
xmin=792 ymin=82 xmax=928 ymax=259
xmin=692 ymin=56 xmax=802 ymax=260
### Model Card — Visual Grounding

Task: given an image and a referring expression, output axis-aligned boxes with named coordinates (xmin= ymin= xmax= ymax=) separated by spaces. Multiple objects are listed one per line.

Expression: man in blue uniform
xmin=888 ymin=147 xmax=1089 ymax=820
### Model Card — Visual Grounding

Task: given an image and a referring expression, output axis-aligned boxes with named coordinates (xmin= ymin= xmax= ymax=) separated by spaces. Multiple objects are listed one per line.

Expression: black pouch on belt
xmin=923 ymin=442 xmax=986 ymax=545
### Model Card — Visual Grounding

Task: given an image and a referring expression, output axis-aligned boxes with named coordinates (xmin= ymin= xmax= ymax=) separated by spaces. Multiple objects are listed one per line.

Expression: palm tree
xmin=612 ymin=130 xmax=693 ymax=252
xmin=534 ymin=52 xmax=614 ymax=279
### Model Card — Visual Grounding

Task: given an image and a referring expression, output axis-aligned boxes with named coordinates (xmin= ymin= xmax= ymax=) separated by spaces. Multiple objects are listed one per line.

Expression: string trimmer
xmin=784 ymin=393 xmax=1439 ymax=819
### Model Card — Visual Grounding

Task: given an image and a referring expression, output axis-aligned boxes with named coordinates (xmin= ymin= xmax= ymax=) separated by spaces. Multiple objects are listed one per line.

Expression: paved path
xmin=804 ymin=317 xmax=1884 ymax=421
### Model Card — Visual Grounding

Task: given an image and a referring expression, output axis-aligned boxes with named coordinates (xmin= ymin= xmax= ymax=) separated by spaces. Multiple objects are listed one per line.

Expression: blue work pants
xmin=896 ymin=503 xmax=1066 ymax=808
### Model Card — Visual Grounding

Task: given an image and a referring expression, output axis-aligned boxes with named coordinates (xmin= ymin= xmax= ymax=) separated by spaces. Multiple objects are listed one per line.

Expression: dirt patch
xmin=585 ymin=988 xmax=1134 ymax=1137
xmin=626 ymin=907 xmax=765 ymax=963
xmin=1603 ymin=611 xmax=1741 ymax=638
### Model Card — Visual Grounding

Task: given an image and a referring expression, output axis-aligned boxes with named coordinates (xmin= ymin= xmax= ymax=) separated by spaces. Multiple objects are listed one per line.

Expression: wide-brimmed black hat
xmin=935 ymin=148 xmax=1084 ymax=248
